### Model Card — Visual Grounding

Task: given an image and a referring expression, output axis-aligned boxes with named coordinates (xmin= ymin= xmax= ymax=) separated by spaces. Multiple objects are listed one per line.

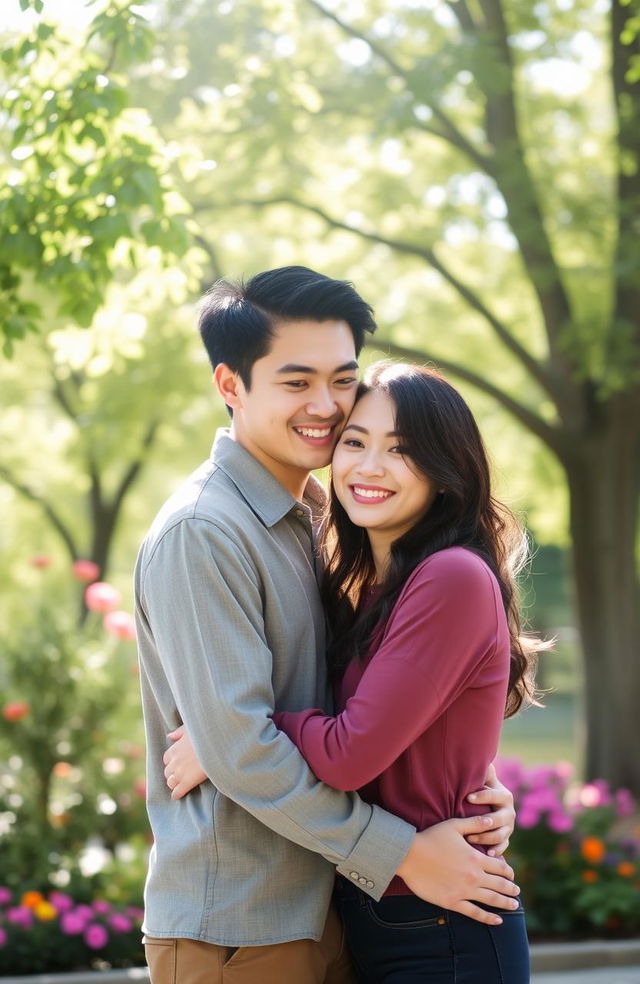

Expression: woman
xmin=164 ymin=362 xmax=540 ymax=982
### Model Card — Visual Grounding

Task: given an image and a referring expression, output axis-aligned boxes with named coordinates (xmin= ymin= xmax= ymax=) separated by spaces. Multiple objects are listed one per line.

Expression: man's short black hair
xmin=198 ymin=265 xmax=376 ymax=388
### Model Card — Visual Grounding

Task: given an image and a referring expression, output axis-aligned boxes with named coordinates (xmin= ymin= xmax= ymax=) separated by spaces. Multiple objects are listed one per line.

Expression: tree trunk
xmin=564 ymin=393 xmax=640 ymax=791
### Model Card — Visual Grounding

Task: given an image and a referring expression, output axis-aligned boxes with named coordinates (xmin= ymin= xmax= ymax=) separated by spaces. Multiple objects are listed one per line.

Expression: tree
xmin=141 ymin=0 xmax=640 ymax=790
xmin=0 ymin=2 xmax=212 ymax=582
xmin=0 ymin=1 xmax=189 ymax=354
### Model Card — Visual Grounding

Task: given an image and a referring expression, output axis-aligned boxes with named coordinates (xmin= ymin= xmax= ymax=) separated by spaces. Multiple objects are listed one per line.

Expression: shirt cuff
xmin=335 ymin=806 xmax=415 ymax=902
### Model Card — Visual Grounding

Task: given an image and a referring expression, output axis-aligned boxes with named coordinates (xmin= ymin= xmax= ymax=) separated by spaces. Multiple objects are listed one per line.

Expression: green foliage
xmin=0 ymin=2 xmax=190 ymax=354
xmin=0 ymin=561 xmax=146 ymax=887
xmin=500 ymin=758 xmax=640 ymax=938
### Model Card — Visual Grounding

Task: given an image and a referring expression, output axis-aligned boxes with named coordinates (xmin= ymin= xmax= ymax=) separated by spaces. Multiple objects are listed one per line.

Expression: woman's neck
xmin=368 ymin=531 xmax=392 ymax=582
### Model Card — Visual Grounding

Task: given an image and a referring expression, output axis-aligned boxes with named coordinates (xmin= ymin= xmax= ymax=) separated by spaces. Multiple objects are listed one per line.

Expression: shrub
xmin=499 ymin=757 xmax=640 ymax=939
xmin=0 ymin=887 xmax=144 ymax=974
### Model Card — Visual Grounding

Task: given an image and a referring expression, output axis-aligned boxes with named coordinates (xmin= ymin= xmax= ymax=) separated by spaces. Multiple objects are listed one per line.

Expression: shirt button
xmin=358 ymin=876 xmax=367 ymax=886
xmin=349 ymin=871 xmax=359 ymax=880
xmin=366 ymin=880 xmax=374 ymax=889
xmin=296 ymin=508 xmax=305 ymax=517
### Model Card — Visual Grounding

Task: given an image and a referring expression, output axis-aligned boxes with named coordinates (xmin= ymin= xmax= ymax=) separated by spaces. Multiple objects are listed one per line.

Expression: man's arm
xmin=141 ymin=520 xmax=518 ymax=923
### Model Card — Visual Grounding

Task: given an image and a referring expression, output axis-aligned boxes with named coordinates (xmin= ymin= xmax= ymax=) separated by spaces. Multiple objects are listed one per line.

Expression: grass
xmin=499 ymin=692 xmax=582 ymax=773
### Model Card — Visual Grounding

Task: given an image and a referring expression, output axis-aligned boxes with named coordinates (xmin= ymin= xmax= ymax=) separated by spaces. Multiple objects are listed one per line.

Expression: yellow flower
xmin=21 ymin=890 xmax=44 ymax=909
xmin=617 ymin=862 xmax=636 ymax=878
xmin=580 ymin=837 xmax=605 ymax=865
xmin=34 ymin=900 xmax=57 ymax=921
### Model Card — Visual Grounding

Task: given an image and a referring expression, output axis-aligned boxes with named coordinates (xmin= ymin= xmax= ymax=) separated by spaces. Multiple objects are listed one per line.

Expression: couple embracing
xmin=135 ymin=265 xmax=540 ymax=983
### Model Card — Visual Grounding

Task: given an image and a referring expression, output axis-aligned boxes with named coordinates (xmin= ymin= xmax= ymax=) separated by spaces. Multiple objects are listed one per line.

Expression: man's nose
xmin=306 ymin=387 xmax=338 ymax=417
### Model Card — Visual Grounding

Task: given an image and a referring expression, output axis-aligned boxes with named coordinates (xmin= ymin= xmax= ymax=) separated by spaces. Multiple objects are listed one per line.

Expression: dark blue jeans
xmin=334 ymin=881 xmax=530 ymax=983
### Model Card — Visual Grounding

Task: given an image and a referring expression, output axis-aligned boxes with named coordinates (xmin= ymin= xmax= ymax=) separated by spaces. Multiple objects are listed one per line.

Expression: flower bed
xmin=498 ymin=757 xmax=640 ymax=939
xmin=0 ymin=888 xmax=144 ymax=975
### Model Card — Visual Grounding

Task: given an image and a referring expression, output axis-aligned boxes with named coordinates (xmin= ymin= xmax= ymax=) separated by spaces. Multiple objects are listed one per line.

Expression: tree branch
xmin=370 ymin=338 xmax=564 ymax=457
xmin=226 ymin=194 xmax=557 ymax=400
xmin=110 ymin=420 xmax=160 ymax=518
xmin=304 ymin=0 xmax=490 ymax=171
xmin=0 ymin=465 xmax=79 ymax=560
xmin=445 ymin=0 xmax=477 ymax=34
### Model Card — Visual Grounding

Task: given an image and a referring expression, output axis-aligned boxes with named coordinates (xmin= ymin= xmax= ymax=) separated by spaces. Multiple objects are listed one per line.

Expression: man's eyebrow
xmin=276 ymin=361 xmax=359 ymax=375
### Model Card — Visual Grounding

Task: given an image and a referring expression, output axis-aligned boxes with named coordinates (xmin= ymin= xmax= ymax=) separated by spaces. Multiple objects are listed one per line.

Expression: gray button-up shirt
xmin=135 ymin=431 xmax=415 ymax=946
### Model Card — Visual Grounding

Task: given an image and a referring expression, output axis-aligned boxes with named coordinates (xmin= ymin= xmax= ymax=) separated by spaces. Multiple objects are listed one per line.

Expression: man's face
xmin=229 ymin=319 xmax=359 ymax=494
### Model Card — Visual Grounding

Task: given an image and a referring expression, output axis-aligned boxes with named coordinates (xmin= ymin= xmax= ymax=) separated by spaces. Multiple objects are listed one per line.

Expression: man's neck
xmin=228 ymin=427 xmax=310 ymax=501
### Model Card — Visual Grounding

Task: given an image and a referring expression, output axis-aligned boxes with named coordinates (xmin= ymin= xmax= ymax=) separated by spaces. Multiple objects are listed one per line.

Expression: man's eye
xmin=335 ymin=376 xmax=358 ymax=386
xmin=283 ymin=380 xmax=307 ymax=389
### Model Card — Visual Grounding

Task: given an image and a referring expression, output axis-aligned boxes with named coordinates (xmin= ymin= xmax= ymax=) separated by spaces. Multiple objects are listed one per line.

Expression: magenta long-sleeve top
xmin=274 ymin=546 xmax=511 ymax=895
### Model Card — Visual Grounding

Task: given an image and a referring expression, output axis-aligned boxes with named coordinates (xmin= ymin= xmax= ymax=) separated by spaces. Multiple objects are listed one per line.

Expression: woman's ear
xmin=214 ymin=363 xmax=244 ymax=412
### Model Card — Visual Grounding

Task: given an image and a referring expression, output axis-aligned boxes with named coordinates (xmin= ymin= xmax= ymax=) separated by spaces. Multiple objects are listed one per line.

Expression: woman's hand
xmin=465 ymin=763 xmax=516 ymax=856
xmin=163 ymin=724 xmax=207 ymax=800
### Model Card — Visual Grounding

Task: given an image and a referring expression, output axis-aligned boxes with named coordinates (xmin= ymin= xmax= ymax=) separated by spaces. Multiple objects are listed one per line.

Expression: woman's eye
xmin=343 ymin=439 xmax=364 ymax=448
xmin=389 ymin=445 xmax=409 ymax=454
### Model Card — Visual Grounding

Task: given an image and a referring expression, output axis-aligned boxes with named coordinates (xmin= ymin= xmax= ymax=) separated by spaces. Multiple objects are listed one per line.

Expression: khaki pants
xmin=144 ymin=903 xmax=355 ymax=984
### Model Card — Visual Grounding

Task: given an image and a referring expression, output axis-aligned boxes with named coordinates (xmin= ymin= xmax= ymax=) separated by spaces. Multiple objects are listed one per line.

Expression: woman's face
xmin=332 ymin=389 xmax=439 ymax=544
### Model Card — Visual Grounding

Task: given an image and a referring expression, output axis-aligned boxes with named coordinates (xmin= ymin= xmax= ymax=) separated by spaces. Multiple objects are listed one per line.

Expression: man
xmin=135 ymin=266 xmax=519 ymax=983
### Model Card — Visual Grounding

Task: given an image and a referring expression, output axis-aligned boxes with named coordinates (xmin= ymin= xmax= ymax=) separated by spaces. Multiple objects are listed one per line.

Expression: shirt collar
xmin=211 ymin=429 xmax=327 ymax=527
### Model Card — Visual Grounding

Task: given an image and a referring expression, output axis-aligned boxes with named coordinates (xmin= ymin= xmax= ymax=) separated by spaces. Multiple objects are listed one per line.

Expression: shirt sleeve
xmin=274 ymin=550 xmax=504 ymax=791
xmin=138 ymin=517 xmax=415 ymax=898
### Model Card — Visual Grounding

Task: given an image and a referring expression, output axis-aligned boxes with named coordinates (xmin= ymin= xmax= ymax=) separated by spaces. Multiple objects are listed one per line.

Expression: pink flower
xmin=49 ymin=891 xmax=73 ymax=913
xmin=108 ymin=912 xmax=133 ymax=933
xmin=72 ymin=559 xmax=101 ymax=582
xmin=103 ymin=610 xmax=136 ymax=640
xmin=84 ymin=922 xmax=109 ymax=949
xmin=61 ymin=911 xmax=86 ymax=935
xmin=85 ymin=581 xmax=121 ymax=613
xmin=548 ymin=811 xmax=574 ymax=833
xmin=73 ymin=904 xmax=94 ymax=922
xmin=30 ymin=555 xmax=52 ymax=568
xmin=126 ymin=906 xmax=144 ymax=921
xmin=0 ymin=926 xmax=6 ymax=946
xmin=2 ymin=701 xmax=30 ymax=721
xmin=0 ymin=887 xmax=12 ymax=906
xmin=92 ymin=899 xmax=111 ymax=914
xmin=517 ymin=805 xmax=540 ymax=829
xmin=7 ymin=905 xmax=33 ymax=928
xmin=615 ymin=788 xmax=635 ymax=818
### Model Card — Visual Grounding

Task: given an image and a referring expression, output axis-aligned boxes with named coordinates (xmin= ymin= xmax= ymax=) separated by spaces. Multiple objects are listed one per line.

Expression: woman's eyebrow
xmin=343 ymin=424 xmax=399 ymax=437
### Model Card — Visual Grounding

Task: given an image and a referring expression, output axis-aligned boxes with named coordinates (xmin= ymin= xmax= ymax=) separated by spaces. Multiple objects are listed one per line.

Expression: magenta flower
xmin=49 ymin=890 xmax=73 ymax=913
xmin=7 ymin=905 xmax=34 ymax=928
xmin=126 ymin=906 xmax=144 ymax=920
xmin=103 ymin=610 xmax=136 ymax=640
xmin=615 ymin=788 xmax=635 ymax=818
xmin=92 ymin=899 xmax=112 ymax=914
xmin=517 ymin=805 xmax=540 ymax=829
xmin=72 ymin=559 xmax=101 ymax=582
xmin=0 ymin=887 xmax=12 ymax=906
xmin=109 ymin=912 xmax=133 ymax=932
xmin=548 ymin=811 xmax=574 ymax=833
xmin=0 ymin=926 xmax=7 ymax=947
xmin=73 ymin=904 xmax=94 ymax=922
xmin=84 ymin=922 xmax=109 ymax=949
xmin=85 ymin=581 xmax=121 ymax=613
xmin=61 ymin=911 xmax=86 ymax=935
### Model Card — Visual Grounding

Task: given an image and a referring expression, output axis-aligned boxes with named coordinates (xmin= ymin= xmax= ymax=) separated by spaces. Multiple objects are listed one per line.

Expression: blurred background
xmin=0 ymin=0 xmax=638 ymax=969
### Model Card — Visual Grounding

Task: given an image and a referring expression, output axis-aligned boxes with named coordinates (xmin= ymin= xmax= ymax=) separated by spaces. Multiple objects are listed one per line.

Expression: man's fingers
xmin=467 ymin=824 xmax=511 ymax=846
xmin=449 ymin=900 xmax=503 ymax=926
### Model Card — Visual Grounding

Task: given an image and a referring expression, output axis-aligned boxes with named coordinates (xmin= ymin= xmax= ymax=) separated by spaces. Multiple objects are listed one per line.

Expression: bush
xmin=499 ymin=757 xmax=640 ymax=939
xmin=0 ymin=887 xmax=144 ymax=974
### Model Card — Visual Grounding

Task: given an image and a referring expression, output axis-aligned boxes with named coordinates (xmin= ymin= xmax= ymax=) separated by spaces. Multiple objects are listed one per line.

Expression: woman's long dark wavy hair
xmin=322 ymin=361 xmax=544 ymax=718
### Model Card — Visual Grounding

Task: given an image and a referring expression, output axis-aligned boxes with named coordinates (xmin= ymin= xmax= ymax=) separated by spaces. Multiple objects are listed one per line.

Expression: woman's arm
xmin=274 ymin=550 xmax=505 ymax=791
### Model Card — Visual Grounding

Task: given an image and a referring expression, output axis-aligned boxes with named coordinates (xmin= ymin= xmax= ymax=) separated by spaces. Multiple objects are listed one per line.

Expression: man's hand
xmin=163 ymin=725 xmax=207 ymax=799
xmin=395 ymin=815 xmax=520 ymax=926
xmin=466 ymin=763 xmax=515 ymax=856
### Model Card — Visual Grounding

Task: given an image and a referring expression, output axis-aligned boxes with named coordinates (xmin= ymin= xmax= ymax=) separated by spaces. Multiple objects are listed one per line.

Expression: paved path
xmin=532 ymin=967 xmax=640 ymax=983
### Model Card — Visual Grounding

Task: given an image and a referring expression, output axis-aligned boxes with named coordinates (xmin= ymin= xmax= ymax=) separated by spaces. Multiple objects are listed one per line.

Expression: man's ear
xmin=214 ymin=364 xmax=244 ymax=411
